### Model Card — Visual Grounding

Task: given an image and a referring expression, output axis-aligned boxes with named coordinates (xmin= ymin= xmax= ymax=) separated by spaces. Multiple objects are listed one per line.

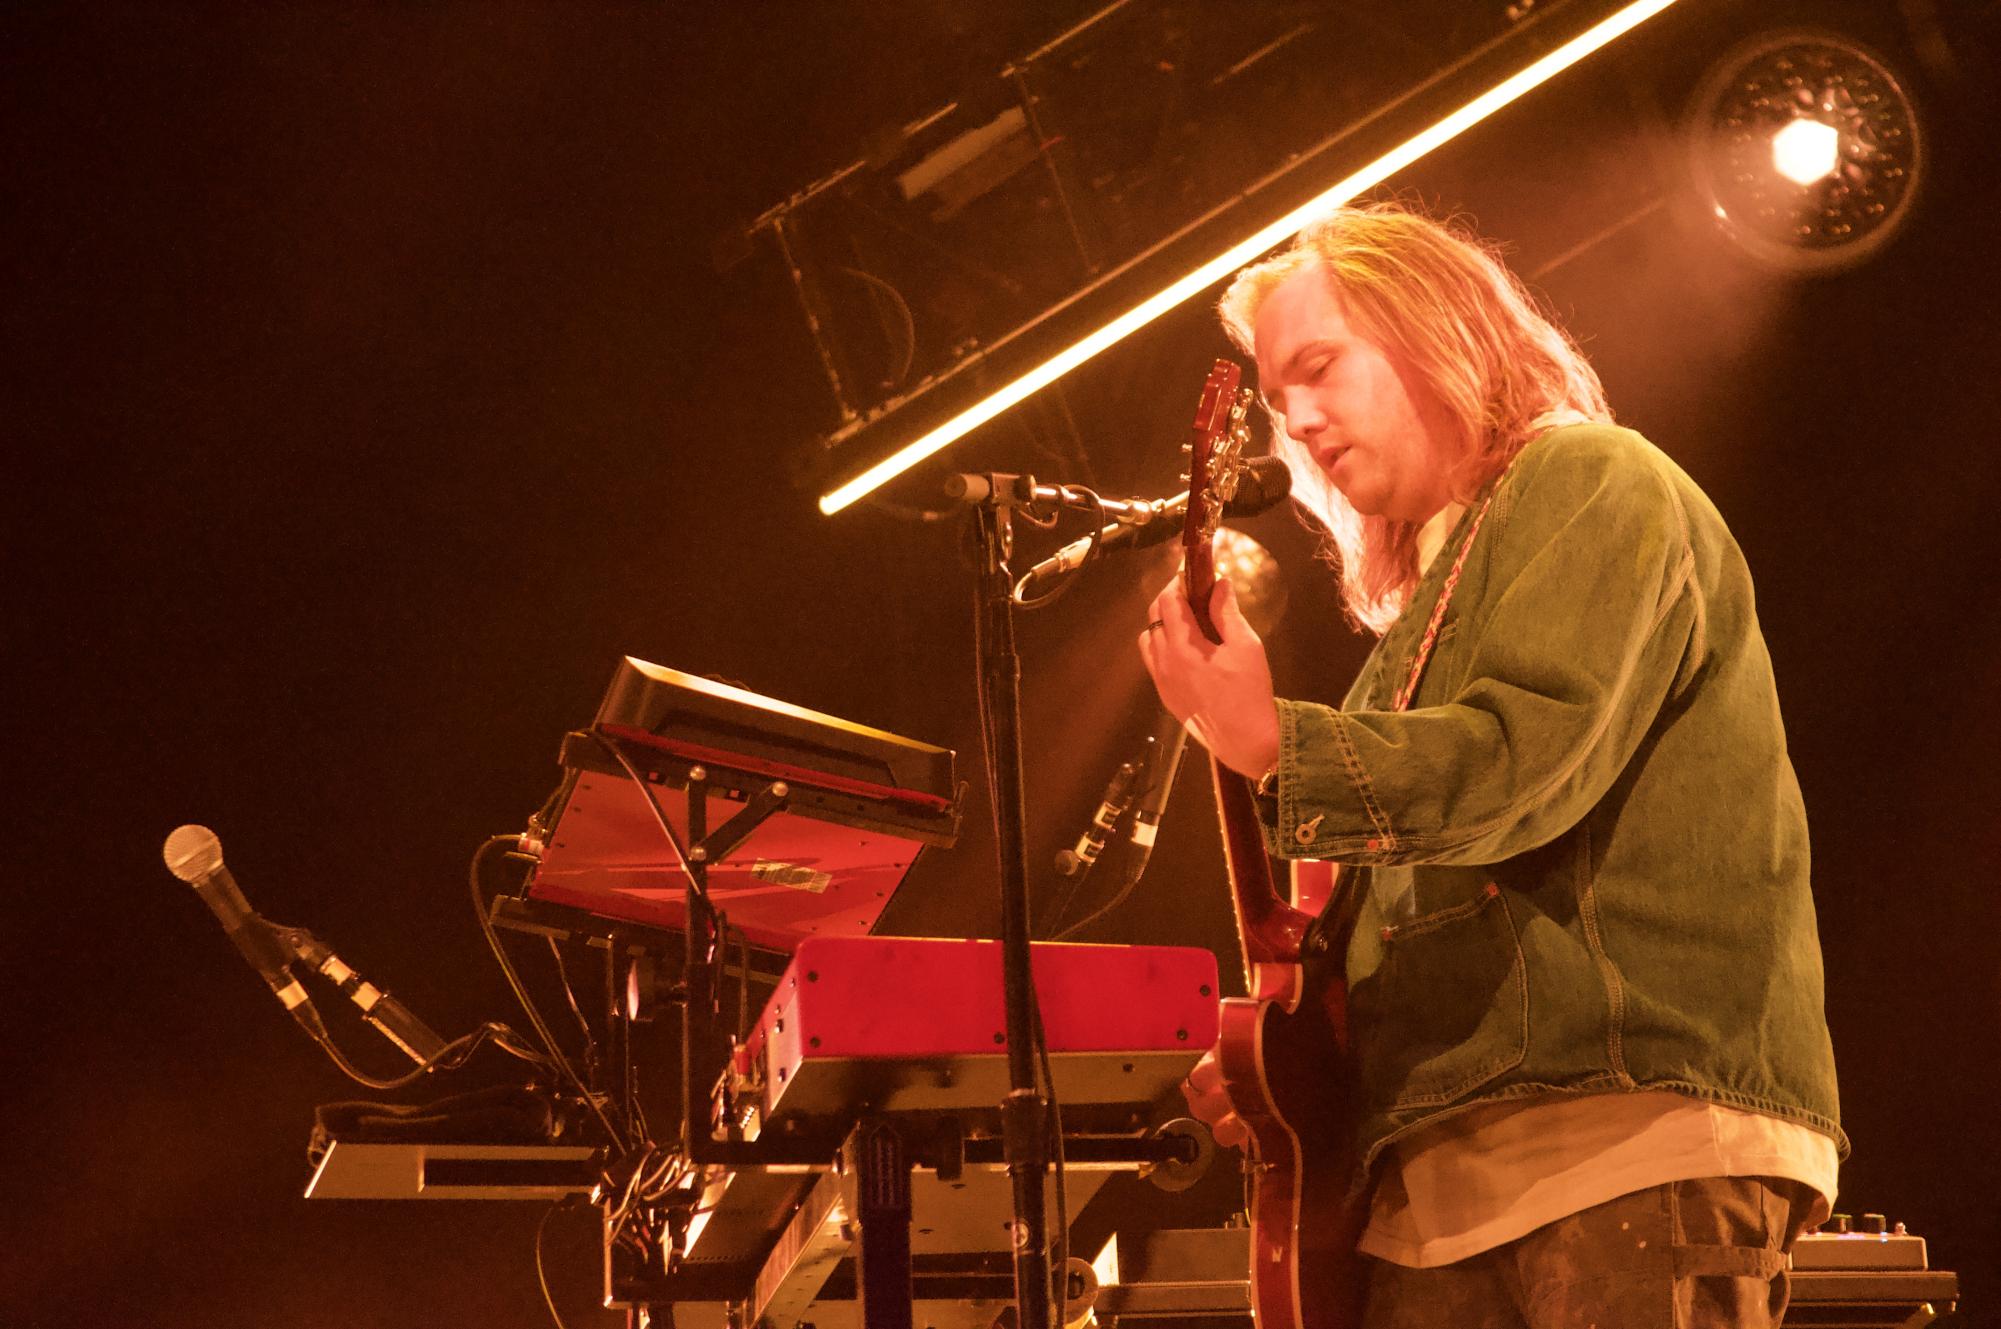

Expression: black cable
xmin=534 ymin=1201 xmax=576 ymax=1329
xmin=1051 ymin=748 xmax=1169 ymax=940
xmin=306 ymin=1020 xmax=547 ymax=1093
xmin=591 ymin=732 xmax=714 ymax=910
xmin=470 ymin=835 xmax=628 ymax=1147
xmin=1064 ymin=486 xmax=1107 ymax=563
xmin=733 ymin=921 xmax=753 ymax=1044
xmin=1047 ymin=852 xmax=1151 ymax=943
xmin=1031 ymin=997 xmax=1070 ymax=1322
xmin=1039 ymin=764 xmax=1138 ymax=940
xmin=1016 ymin=495 xmax=1064 ymax=530
xmin=837 ymin=266 xmax=916 ymax=386
xmin=1011 ymin=486 xmax=1108 ymax=612
xmin=545 ymin=935 xmax=600 ymax=1083
xmin=611 ymin=940 xmax=652 ymax=1150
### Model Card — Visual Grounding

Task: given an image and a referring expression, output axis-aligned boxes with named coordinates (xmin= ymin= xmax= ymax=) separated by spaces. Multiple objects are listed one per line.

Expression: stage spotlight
xmin=1687 ymin=29 xmax=1925 ymax=274
xmin=1770 ymin=117 xmax=1841 ymax=185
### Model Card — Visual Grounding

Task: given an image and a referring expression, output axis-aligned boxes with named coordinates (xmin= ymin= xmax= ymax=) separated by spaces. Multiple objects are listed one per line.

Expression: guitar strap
xmin=1392 ymin=490 xmax=1498 ymax=711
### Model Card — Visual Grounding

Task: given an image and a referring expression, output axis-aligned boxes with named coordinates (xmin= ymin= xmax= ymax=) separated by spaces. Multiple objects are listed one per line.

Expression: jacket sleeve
xmin=1265 ymin=434 xmax=1701 ymax=865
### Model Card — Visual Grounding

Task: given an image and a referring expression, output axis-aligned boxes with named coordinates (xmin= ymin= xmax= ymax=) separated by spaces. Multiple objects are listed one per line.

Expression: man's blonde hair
xmin=1218 ymin=201 xmax=1610 ymax=633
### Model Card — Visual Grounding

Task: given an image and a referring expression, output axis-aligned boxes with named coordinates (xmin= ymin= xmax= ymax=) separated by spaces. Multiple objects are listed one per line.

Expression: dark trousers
xmin=1361 ymin=1176 xmax=1815 ymax=1328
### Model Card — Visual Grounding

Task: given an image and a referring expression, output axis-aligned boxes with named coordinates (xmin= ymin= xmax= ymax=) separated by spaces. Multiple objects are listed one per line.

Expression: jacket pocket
xmin=1351 ymin=882 xmax=1528 ymax=1109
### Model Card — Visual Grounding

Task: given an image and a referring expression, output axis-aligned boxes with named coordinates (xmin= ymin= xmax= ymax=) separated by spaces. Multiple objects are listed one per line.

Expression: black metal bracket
xmin=694 ymin=777 xmax=792 ymax=866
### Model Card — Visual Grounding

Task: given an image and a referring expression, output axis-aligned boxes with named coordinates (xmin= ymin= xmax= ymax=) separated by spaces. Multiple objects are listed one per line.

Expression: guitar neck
xmin=1180 ymin=360 xmax=1236 ymax=646
xmin=1184 ymin=551 xmax=1219 ymax=644
xmin=1175 ymin=358 xmax=1310 ymax=970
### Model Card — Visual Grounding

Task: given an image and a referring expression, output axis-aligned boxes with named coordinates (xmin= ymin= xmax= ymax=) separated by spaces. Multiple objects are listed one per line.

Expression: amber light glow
xmin=818 ymin=0 xmax=1685 ymax=516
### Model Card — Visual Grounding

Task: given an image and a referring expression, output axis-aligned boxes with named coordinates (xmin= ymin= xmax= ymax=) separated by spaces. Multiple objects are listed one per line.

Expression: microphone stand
xmin=964 ymin=475 xmax=1056 ymax=1329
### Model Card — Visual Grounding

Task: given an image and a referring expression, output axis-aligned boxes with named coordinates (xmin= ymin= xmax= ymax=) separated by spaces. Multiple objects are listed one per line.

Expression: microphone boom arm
xmin=1012 ymin=456 xmax=1291 ymax=601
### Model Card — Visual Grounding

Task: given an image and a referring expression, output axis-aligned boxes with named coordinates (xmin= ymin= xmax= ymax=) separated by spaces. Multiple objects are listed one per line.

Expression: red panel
xmin=751 ymin=937 xmax=1220 ymax=1092
xmin=528 ymin=773 xmax=923 ymax=951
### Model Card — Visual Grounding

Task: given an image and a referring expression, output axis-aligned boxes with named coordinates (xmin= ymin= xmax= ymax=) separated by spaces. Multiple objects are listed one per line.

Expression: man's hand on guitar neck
xmin=1138 ymin=575 xmax=1282 ymax=781
xmin=1182 ymin=1044 xmax=1249 ymax=1150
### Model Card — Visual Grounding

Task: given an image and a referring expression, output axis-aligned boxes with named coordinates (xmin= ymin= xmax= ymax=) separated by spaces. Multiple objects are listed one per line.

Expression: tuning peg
xmin=1180 ymin=442 xmax=1192 ymax=453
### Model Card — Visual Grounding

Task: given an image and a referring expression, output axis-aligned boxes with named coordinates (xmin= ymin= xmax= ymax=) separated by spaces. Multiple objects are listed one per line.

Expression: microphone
xmin=1018 ymin=456 xmax=1291 ymax=596
xmin=1055 ymin=759 xmax=1139 ymax=877
xmin=1127 ymin=712 xmax=1191 ymax=875
xmin=163 ymin=825 xmax=326 ymax=1036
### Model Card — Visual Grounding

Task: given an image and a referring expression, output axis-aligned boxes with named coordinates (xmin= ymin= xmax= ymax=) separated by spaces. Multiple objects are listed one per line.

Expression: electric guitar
xmin=1180 ymin=359 xmax=1368 ymax=1329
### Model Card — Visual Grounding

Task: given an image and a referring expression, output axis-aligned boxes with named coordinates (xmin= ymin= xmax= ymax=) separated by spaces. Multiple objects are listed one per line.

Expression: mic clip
xmin=274 ymin=924 xmax=450 ymax=1067
xmin=1055 ymin=760 xmax=1140 ymax=878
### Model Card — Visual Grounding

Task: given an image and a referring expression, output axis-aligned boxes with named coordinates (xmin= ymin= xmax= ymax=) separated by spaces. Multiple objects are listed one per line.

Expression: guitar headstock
xmin=1181 ymin=359 xmax=1256 ymax=643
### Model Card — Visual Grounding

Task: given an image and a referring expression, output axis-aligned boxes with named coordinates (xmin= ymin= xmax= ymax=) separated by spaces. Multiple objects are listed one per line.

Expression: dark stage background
xmin=8 ymin=4 xmax=1999 ymax=1326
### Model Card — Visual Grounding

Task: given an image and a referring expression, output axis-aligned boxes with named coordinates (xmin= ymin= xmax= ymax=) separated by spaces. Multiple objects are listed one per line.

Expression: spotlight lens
xmin=1771 ymin=118 xmax=1841 ymax=185
xmin=1686 ymin=29 xmax=1925 ymax=273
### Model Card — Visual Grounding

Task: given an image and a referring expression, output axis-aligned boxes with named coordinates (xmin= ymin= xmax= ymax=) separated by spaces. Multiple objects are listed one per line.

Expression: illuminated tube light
xmin=819 ymin=0 xmax=1684 ymax=516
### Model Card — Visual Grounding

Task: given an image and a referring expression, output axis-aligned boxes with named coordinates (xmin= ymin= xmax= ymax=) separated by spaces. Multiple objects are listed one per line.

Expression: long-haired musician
xmin=1140 ymin=201 xmax=1843 ymax=1328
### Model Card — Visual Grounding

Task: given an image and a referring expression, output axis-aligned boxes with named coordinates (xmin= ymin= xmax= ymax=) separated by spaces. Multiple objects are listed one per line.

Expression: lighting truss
xmin=818 ymin=0 xmax=1685 ymax=516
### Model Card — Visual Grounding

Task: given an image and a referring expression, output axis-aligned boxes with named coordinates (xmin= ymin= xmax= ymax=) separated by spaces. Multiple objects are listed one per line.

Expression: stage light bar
xmin=818 ymin=0 xmax=1683 ymax=516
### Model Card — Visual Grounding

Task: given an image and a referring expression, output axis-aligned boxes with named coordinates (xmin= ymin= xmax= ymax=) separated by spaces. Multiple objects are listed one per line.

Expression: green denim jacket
xmin=1261 ymin=424 xmax=1845 ymax=1171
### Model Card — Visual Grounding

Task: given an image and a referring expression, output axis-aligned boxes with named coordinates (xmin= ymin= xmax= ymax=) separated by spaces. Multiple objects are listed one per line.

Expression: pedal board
xmin=1788 ymin=1215 xmax=1959 ymax=1328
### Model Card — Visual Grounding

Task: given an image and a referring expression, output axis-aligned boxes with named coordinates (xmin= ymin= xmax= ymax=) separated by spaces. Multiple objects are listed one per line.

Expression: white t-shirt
xmin=1359 ymin=1090 xmax=1839 ymax=1268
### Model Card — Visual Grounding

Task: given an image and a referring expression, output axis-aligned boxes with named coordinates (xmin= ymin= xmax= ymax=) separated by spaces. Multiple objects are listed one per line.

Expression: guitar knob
xmin=1181 ymin=442 xmax=1192 ymax=452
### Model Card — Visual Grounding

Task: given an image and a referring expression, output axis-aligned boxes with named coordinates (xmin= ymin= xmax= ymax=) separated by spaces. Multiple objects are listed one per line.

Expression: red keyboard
xmin=729 ymin=936 xmax=1220 ymax=1132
